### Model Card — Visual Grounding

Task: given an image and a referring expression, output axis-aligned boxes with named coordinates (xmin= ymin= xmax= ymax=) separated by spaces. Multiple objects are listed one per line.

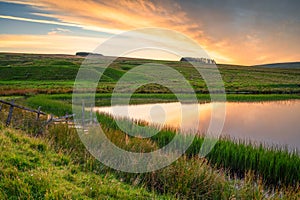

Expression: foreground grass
xmin=0 ymin=125 xmax=167 ymax=199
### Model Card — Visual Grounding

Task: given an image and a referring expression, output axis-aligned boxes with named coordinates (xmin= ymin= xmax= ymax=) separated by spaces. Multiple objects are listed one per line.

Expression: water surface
xmin=95 ymin=100 xmax=300 ymax=150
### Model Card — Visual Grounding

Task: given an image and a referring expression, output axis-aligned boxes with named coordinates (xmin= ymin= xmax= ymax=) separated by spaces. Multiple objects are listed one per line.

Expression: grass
xmin=21 ymin=93 xmax=300 ymax=111
xmin=26 ymin=95 xmax=72 ymax=116
xmin=0 ymin=125 xmax=167 ymax=199
xmin=0 ymin=53 xmax=300 ymax=97
xmin=96 ymin=114 xmax=300 ymax=188
xmin=42 ymin=122 xmax=300 ymax=199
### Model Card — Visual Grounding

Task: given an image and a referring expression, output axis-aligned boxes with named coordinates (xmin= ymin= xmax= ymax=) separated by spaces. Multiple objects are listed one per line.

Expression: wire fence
xmin=0 ymin=99 xmax=75 ymax=134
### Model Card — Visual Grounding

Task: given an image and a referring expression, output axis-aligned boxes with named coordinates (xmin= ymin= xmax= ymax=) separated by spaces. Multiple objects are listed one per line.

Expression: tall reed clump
xmin=97 ymin=113 xmax=300 ymax=188
xmin=206 ymin=140 xmax=300 ymax=187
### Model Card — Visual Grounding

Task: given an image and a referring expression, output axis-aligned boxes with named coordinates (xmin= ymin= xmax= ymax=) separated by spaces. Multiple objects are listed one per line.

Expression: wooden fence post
xmin=36 ymin=106 xmax=41 ymax=120
xmin=6 ymin=100 xmax=14 ymax=126
xmin=65 ymin=112 xmax=68 ymax=124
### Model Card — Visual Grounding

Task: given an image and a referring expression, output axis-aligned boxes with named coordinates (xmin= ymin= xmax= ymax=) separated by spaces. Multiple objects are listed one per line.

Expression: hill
xmin=0 ymin=53 xmax=299 ymax=96
xmin=255 ymin=62 xmax=300 ymax=69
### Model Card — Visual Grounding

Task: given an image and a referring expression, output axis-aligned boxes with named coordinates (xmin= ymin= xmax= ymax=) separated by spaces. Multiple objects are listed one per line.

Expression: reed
xmin=42 ymin=122 xmax=300 ymax=199
xmin=97 ymin=113 xmax=300 ymax=187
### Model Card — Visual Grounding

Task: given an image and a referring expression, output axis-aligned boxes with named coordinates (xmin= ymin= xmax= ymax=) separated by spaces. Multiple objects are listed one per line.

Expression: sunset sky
xmin=0 ymin=0 xmax=299 ymax=65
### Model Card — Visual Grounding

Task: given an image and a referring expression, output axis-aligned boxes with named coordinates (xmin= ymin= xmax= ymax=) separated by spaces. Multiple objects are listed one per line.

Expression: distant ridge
xmin=76 ymin=52 xmax=103 ymax=57
xmin=255 ymin=62 xmax=300 ymax=69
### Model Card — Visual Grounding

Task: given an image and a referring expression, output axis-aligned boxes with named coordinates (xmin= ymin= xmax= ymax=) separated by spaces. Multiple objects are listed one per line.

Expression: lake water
xmin=95 ymin=100 xmax=300 ymax=150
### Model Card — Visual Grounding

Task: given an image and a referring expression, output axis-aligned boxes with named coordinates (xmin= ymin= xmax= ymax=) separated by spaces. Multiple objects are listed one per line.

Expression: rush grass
xmin=97 ymin=114 xmax=300 ymax=188
xmin=44 ymin=123 xmax=300 ymax=199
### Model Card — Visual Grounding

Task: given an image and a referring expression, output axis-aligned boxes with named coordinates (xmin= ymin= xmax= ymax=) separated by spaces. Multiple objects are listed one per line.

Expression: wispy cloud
xmin=48 ymin=27 xmax=71 ymax=35
xmin=0 ymin=14 xmax=122 ymax=34
xmin=0 ymin=14 xmax=82 ymax=27
xmin=0 ymin=0 xmax=37 ymax=6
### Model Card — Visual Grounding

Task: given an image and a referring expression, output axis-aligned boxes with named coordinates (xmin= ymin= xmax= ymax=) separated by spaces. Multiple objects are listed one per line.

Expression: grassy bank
xmin=97 ymin=114 xmax=300 ymax=188
xmin=6 ymin=118 xmax=292 ymax=199
xmin=24 ymin=93 xmax=300 ymax=110
xmin=0 ymin=125 xmax=166 ymax=199
xmin=37 ymin=122 xmax=300 ymax=199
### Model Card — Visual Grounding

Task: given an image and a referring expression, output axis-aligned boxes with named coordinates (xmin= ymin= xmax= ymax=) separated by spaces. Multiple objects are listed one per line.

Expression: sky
xmin=0 ymin=0 xmax=299 ymax=65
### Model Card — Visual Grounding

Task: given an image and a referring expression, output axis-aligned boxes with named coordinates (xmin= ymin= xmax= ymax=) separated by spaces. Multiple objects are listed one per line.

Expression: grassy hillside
xmin=0 ymin=125 xmax=167 ymax=199
xmin=0 ymin=53 xmax=300 ymax=96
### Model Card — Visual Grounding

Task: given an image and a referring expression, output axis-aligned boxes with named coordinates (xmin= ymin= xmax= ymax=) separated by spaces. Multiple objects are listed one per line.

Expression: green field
xmin=1 ymin=53 xmax=300 ymax=199
xmin=0 ymin=53 xmax=300 ymax=97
